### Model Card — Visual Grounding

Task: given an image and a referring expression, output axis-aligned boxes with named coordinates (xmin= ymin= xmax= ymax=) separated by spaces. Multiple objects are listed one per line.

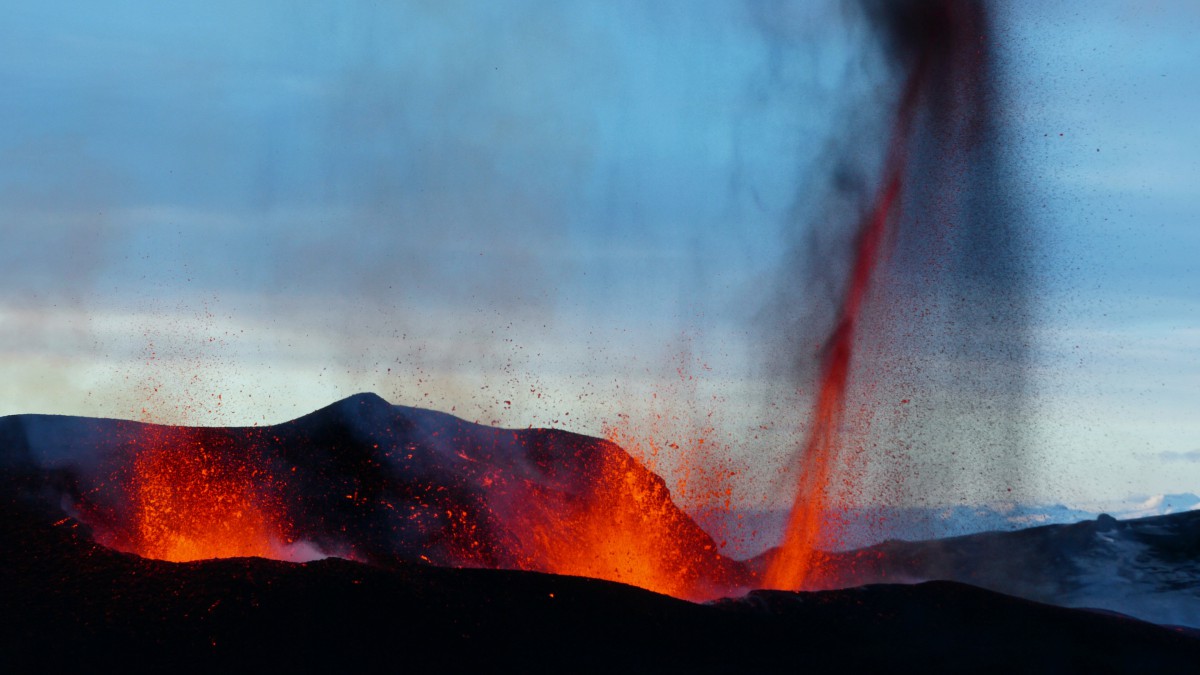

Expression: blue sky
xmin=1 ymin=1 xmax=1196 ymax=506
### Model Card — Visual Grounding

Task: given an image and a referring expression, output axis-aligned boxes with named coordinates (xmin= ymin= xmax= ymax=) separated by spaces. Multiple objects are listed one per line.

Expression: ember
xmin=124 ymin=429 xmax=286 ymax=563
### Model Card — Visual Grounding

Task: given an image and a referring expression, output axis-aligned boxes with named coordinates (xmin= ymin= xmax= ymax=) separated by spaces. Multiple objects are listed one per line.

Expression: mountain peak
xmin=336 ymin=392 xmax=393 ymax=410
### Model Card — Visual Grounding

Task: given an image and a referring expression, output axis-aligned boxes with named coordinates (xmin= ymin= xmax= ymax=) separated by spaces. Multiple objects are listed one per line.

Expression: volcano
xmin=2 ymin=394 xmax=1199 ymax=672
xmin=0 ymin=392 xmax=749 ymax=601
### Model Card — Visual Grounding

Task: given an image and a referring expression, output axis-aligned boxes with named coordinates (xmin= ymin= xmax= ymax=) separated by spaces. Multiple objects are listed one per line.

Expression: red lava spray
xmin=765 ymin=1 xmax=994 ymax=590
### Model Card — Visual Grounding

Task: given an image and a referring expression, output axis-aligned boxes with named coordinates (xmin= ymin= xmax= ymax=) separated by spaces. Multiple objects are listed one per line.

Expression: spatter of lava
xmin=125 ymin=428 xmax=289 ymax=563
xmin=63 ymin=394 xmax=748 ymax=601
xmin=766 ymin=1 xmax=1000 ymax=590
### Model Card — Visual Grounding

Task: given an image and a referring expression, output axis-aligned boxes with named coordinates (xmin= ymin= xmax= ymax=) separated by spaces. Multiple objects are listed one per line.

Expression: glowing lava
xmin=124 ymin=428 xmax=289 ymax=562
xmin=515 ymin=430 xmax=744 ymax=600
xmin=73 ymin=397 xmax=746 ymax=600
xmin=762 ymin=114 xmax=915 ymax=589
xmin=765 ymin=1 xmax=992 ymax=590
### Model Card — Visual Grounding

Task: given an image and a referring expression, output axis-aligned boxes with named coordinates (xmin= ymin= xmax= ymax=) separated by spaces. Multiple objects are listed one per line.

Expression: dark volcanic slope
xmin=2 ymin=494 xmax=1199 ymax=674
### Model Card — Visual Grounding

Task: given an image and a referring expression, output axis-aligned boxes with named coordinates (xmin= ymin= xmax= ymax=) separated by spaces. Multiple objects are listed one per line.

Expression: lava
xmin=515 ymin=430 xmax=743 ymax=600
xmin=44 ymin=395 xmax=745 ymax=601
xmin=764 ymin=71 xmax=924 ymax=591
xmin=765 ymin=1 xmax=990 ymax=590
xmin=109 ymin=426 xmax=293 ymax=563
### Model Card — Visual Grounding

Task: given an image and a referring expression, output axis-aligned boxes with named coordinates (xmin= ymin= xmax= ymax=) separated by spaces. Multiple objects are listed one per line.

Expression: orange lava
xmin=126 ymin=429 xmax=287 ymax=562
xmin=514 ymin=432 xmax=744 ymax=601
xmin=763 ymin=51 xmax=930 ymax=591
xmin=95 ymin=398 xmax=744 ymax=597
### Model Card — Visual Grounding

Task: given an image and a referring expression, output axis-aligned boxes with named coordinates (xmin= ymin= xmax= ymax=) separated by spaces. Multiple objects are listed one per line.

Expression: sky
xmin=1 ymin=0 xmax=1197 ymax=508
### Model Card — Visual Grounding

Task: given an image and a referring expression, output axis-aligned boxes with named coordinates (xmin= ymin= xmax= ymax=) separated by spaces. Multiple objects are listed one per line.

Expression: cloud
xmin=1159 ymin=450 xmax=1200 ymax=463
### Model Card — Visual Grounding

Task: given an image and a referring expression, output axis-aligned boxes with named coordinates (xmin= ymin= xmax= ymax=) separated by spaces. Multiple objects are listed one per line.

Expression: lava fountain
xmin=73 ymin=422 xmax=309 ymax=563
xmin=765 ymin=1 xmax=1017 ymax=590
xmin=124 ymin=429 xmax=285 ymax=562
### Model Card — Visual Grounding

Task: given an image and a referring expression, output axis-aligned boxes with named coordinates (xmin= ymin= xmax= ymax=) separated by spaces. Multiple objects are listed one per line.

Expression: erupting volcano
xmin=4 ymin=394 xmax=1200 ymax=671
xmin=23 ymin=0 xmax=1026 ymax=604
xmin=7 ymin=394 xmax=749 ymax=601
xmin=3 ymin=0 xmax=1198 ymax=671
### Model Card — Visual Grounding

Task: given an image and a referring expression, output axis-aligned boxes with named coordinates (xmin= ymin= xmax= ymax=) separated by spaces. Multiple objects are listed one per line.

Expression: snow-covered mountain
xmin=774 ymin=509 xmax=1200 ymax=629
xmin=1104 ymin=493 xmax=1200 ymax=519
xmin=696 ymin=494 xmax=1200 ymax=559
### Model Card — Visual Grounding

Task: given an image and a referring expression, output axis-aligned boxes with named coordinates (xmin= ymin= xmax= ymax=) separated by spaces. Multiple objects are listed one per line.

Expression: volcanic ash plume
xmin=764 ymin=0 xmax=1032 ymax=590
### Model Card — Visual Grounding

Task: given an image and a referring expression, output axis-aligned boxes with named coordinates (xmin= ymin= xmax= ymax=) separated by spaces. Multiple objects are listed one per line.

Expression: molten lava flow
xmin=126 ymin=428 xmax=288 ymax=562
xmin=529 ymin=449 xmax=689 ymax=597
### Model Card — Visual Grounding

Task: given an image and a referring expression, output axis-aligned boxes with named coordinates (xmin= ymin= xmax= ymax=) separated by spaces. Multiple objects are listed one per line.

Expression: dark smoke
xmin=763 ymin=0 xmax=1033 ymax=543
